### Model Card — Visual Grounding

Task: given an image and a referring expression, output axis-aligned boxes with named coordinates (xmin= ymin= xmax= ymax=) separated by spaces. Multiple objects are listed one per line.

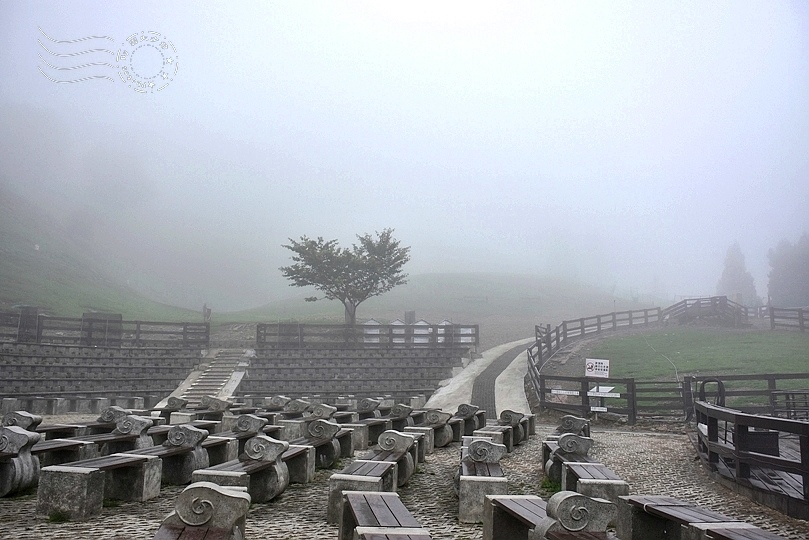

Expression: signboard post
xmin=585 ymin=358 xmax=611 ymax=418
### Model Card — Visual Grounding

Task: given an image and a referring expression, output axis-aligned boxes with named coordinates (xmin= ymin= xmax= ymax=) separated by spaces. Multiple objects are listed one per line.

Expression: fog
xmin=1 ymin=2 xmax=808 ymax=310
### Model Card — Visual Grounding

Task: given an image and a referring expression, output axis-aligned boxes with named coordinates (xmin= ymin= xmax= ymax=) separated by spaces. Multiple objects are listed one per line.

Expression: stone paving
xmin=3 ymin=415 xmax=809 ymax=539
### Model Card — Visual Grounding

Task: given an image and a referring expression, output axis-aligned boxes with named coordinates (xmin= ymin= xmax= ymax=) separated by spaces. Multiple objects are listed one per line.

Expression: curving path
xmin=425 ymin=337 xmax=534 ymax=415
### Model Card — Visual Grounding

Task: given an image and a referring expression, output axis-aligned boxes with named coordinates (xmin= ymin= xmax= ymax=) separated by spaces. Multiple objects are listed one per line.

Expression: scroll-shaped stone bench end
xmin=467 ymin=439 xmax=507 ymax=463
xmin=307 ymin=419 xmax=340 ymax=439
xmin=456 ymin=403 xmax=480 ymax=419
xmin=166 ymin=396 xmax=189 ymax=410
xmin=98 ymin=405 xmax=130 ymax=424
xmin=201 ymin=396 xmax=233 ymax=412
xmin=377 ymin=430 xmax=415 ymax=453
xmin=425 ymin=410 xmax=451 ymax=426
xmin=233 ymin=414 xmax=268 ymax=434
xmin=390 ymin=404 xmax=413 ymax=419
xmin=284 ymin=399 xmax=311 ymax=414
xmin=304 ymin=403 xmax=337 ymax=421
xmin=155 ymin=481 xmax=251 ymax=539
xmin=2 ymin=411 xmax=43 ymax=430
xmin=165 ymin=425 xmax=208 ymax=448
xmin=357 ymin=398 xmax=381 ymax=413
xmin=557 ymin=433 xmax=593 ymax=456
xmin=243 ymin=435 xmax=289 ymax=462
xmin=536 ymin=490 xmax=616 ymax=537
xmin=499 ymin=409 xmax=524 ymax=426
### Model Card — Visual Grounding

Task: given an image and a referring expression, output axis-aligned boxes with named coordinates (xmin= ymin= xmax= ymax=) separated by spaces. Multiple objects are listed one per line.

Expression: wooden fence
xmin=256 ymin=322 xmax=479 ymax=349
xmin=536 ymin=372 xmax=809 ymax=424
xmin=0 ymin=312 xmax=209 ymax=348
xmin=770 ymin=307 xmax=808 ymax=332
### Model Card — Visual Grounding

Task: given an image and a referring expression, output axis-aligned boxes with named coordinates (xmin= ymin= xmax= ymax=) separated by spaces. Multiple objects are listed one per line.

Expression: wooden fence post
xmin=562 ymin=321 xmax=568 ymax=342
xmin=626 ymin=379 xmax=637 ymax=425
xmin=682 ymin=376 xmax=694 ymax=421
xmin=770 ymin=306 xmax=775 ymax=330
xmin=580 ymin=379 xmax=590 ymax=416
xmin=539 ymin=374 xmax=547 ymax=411
xmin=628 ymin=310 xmax=633 ymax=328
xmin=612 ymin=312 xmax=617 ymax=330
xmin=800 ymin=309 xmax=806 ymax=332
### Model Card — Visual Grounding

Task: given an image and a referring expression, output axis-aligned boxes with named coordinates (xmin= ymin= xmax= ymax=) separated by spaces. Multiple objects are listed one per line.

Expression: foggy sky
xmin=1 ymin=1 xmax=808 ymax=310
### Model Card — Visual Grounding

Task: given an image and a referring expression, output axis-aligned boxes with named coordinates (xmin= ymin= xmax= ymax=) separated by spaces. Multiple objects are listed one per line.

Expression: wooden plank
xmin=366 ymin=492 xmax=401 ymax=527
xmin=379 ymin=494 xmax=422 ymax=528
xmin=491 ymin=497 xmax=547 ymax=525
xmin=646 ymin=504 xmax=734 ymax=524
xmin=706 ymin=527 xmax=786 ymax=540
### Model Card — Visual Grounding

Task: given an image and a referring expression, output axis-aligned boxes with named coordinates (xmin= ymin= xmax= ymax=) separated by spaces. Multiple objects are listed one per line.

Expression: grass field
xmin=588 ymin=326 xmax=809 ymax=408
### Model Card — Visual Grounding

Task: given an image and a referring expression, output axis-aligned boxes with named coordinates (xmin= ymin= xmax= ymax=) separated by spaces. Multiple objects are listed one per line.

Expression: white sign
xmin=585 ymin=358 xmax=610 ymax=378
xmin=590 ymin=406 xmax=608 ymax=412
xmin=550 ymin=389 xmax=580 ymax=396
xmin=587 ymin=391 xmax=621 ymax=398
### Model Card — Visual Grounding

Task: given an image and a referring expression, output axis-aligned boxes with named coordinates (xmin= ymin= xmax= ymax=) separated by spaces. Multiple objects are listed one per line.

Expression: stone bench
xmin=455 ymin=438 xmax=508 ymax=523
xmin=328 ymin=460 xmax=398 ymax=524
xmin=191 ymin=435 xmax=290 ymax=503
xmin=148 ymin=419 xmax=221 ymax=445
xmin=70 ymin=414 xmax=156 ymax=455
xmin=362 ymin=430 xmax=418 ymax=488
xmin=0 ymin=426 xmax=41 ymax=497
xmin=414 ymin=410 xmax=454 ymax=448
xmin=151 ymin=481 xmax=251 ymax=540
xmin=556 ymin=414 xmax=591 ymax=437
xmin=473 ymin=423 xmax=514 ymax=453
xmin=288 ymin=418 xmax=349 ymax=469
xmin=452 ymin=403 xmax=486 ymax=437
xmin=31 ymin=437 xmax=97 ymax=466
xmin=484 ymin=491 xmax=616 ymax=540
xmin=561 ymin=462 xmax=629 ymax=503
xmin=498 ymin=409 xmax=530 ymax=445
xmin=542 ymin=433 xmax=595 ymax=484
xmin=617 ymin=495 xmax=760 ymax=540
xmin=170 ymin=395 xmax=234 ymax=424
xmin=339 ymin=490 xmax=432 ymax=540
xmin=37 ymin=453 xmax=162 ymax=520
xmin=123 ymin=425 xmax=209 ymax=485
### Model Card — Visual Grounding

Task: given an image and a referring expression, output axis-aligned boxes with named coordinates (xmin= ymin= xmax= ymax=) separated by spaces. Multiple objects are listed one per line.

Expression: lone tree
xmin=280 ymin=228 xmax=410 ymax=326
xmin=716 ymin=241 xmax=759 ymax=306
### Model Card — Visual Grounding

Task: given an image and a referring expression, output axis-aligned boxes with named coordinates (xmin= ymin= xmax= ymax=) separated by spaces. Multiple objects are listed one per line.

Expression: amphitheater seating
xmin=151 ymin=482 xmax=251 ymax=540
xmin=339 ymin=491 xmax=432 ymax=540
xmin=456 ymin=438 xmax=509 ymax=523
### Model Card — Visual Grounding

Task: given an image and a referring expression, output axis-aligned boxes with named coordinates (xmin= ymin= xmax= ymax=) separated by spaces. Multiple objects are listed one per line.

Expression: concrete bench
xmin=415 ymin=410 xmax=454 ymax=448
xmin=288 ymin=418 xmax=347 ymax=469
xmin=617 ymin=495 xmax=759 ymax=540
xmin=339 ymin=490 xmax=432 ymax=540
xmin=557 ymin=415 xmax=591 ymax=437
xmin=0 ymin=426 xmax=41 ymax=497
xmin=561 ymin=462 xmax=629 ymax=503
xmin=484 ymin=491 xmax=616 ymax=540
xmin=362 ymin=430 xmax=418 ymax=488
xmin=124 ymin=425 xmax=209 ymax=485
xmin=498 ymin=409 xmax=530 ymax=445
xmin=455 ymin=439 xmax=508 ymax=523
xmin=328 ymin=460 xmax=398 ymax=523
xmin=151 ymin=481 xmax=250 ymax=540
xmin=71 ymin=414 xmax=156 ymax=455
xmin=452 ymin=403 xmax=486 ymax=436
xmin=37 ymin=453 xmax=162 ymax=520
xmin=31 ymin=437 xmax=97 ymax=466
xmin=473 ymin=423 xmax=514 ymax=453
xmin=170 ymin=395 xmax=234 ymax=424
xmin=191 ymin=435 xmax=290 ymax=503
xmin=148 ymin=419 xmax=220 ymax=445
xmin=542 ymin=433 xmax=595 ymax=484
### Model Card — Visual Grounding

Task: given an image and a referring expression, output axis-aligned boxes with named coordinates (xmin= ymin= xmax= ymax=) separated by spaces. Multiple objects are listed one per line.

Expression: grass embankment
xmin=590 ymin=327 xmax=809 ymax=380
xmin=589 ymin=327 xmax=809 ymax=407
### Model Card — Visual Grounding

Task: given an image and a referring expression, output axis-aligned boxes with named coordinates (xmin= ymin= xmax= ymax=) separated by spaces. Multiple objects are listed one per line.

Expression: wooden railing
xmin=0 ymin=312 xmax=209 ymax=348
xmin=694 ymin=400 xmax=809 ymax=502
xmin=660 ymin=296 xmax=748 ymax=325
xmin=770 ymin=307 xmax=808 ymax=332
xmin=255 ymin=322 xmax=479 ymax=349
xmin=526 ymin=307 xmax=661 ymax=406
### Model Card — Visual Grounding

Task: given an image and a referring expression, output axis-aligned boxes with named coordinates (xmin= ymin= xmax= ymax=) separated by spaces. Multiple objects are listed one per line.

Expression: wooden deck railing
xmin=694 ymin=400 xmax=809 ymax=506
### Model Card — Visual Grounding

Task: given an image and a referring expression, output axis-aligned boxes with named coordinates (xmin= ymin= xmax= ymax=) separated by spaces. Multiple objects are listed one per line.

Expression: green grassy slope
xmin=0 ymin=187 xmax=197 ymax=320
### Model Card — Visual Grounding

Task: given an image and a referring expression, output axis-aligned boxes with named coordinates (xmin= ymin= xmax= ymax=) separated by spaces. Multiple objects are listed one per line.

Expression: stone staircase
xmin=181 ymin=349 xmax=249 ymax=406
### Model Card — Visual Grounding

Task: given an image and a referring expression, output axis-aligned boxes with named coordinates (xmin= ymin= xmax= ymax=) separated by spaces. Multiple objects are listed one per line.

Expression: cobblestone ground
xmin=3 ymin=417 xmax=809 ymax=539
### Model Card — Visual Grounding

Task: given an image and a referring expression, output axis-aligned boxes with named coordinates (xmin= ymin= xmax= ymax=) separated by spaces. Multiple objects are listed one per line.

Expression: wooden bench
xmin=362 ymin=430 xmax=418 ymax=488
xmin=124 ymin=425 xmax=209 ymax=485
xmin=617 ymin=495 xmax=758 ymax=540
xmin=456 ymin=439 xmax=508 ymax=523
xmin=31 ymin=437 xmax=97 ymax=466
xmin=474 ymin=423 xmax=514 ymax=452
xmin=452 ymin=403 xmax=486 ymax=437
xmin=542 ymin=433 xmax=595 ymax=484
xmin=561 ymin=462 xmax=629 ymax=503
xmin=37 ymin=453 xmax=162 ymax=520
xmin=339 ymin=490 xmax=432 ymax=540
xmin=191 ymin=435 xmax=290 ymax=503
xmin=151 ymin=481 xmax=250 ymax=540
xmin=706 ymin=527 xmax=787 ymax=539
xmin=147 ymin=419 xmax=220 ymax=444
xmin=485 ymin=491 xmax=616 ymax=540
xmin=556 ymin=415 xmax=591 ymax=437
xmin=498 ymin=409 xmax=530 ymax=445
xmin=328 ymin=460 xmax=398 ymax=523
xmin=483 ymin=495 xmax=548 ymax=540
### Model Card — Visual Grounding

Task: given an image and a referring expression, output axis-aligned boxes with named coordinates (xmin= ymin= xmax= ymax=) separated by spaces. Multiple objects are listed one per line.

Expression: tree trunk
xmin=344 ymin=302 xmax=357 ymax=326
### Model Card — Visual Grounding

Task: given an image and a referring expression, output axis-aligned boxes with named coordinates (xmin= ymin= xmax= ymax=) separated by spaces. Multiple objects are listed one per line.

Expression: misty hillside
xmin=0 ymin=185 xmax=197 ymax=319
xmin=231 ymin=273 xmax=657 ymax=348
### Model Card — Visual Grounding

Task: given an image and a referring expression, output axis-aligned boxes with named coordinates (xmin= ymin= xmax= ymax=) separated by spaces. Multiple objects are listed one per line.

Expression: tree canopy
xmin=279 ymin=228 xmax=410 ymax=325
xmin=716 ymin=242 xmax=759 ymax=306
xmin=768 ymin=233 xmax=809 ymax=307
